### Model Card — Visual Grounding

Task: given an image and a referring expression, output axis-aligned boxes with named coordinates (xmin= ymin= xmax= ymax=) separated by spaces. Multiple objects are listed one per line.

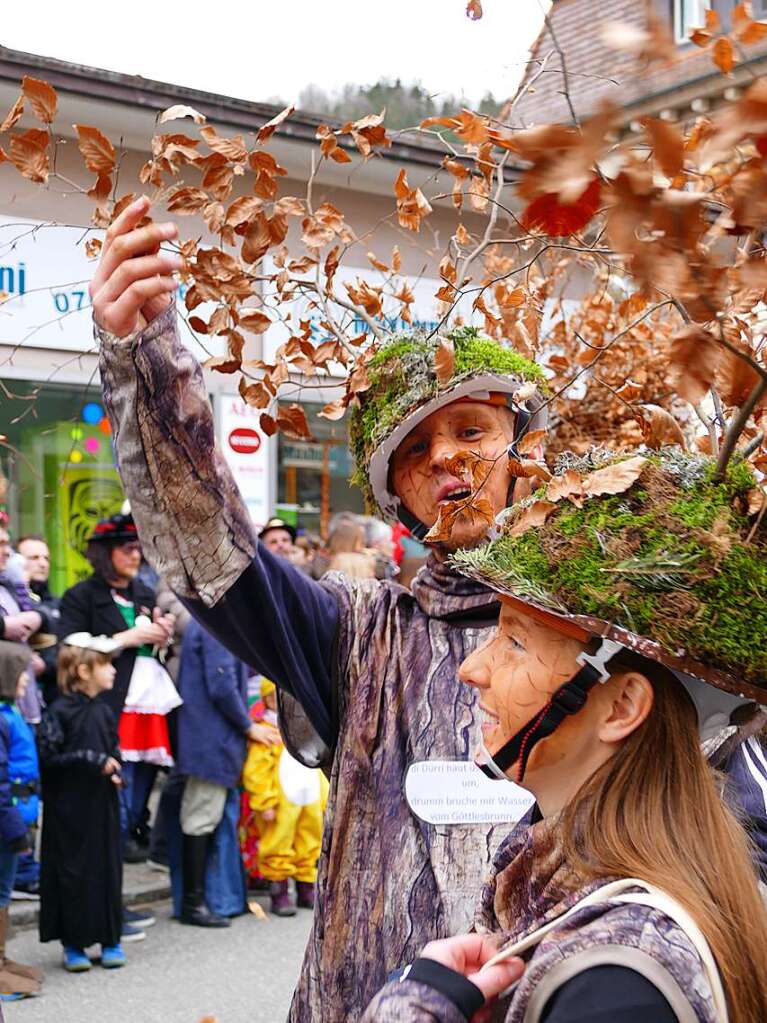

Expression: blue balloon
xmin=82 ymin=402 xmax=103 ymax=425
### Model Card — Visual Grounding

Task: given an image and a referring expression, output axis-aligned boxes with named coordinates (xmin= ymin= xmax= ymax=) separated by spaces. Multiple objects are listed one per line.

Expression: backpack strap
xmin=483 ymin=877 xmax=727 ymax=1022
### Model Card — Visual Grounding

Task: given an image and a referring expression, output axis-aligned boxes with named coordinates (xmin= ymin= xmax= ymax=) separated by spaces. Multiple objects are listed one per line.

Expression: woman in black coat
xmin=57 ymin=515 xmax=174 ymax=862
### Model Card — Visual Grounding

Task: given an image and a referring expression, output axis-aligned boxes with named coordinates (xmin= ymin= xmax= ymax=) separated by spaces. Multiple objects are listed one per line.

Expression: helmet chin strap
xmin=478 ymin=639 xmax=624 ymax=784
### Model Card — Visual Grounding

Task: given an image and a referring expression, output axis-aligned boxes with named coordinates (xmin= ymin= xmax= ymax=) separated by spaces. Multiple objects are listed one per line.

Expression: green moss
xmin=452 ymin=452 xmax=767 ymax=684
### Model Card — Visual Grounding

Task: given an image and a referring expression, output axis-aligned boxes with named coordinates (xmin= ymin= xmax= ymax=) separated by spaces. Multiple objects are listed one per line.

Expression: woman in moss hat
xmin=362 ymin=449 xmax=767 ymax=1023
xmin=92 ymin=205 xmax=550 ymax=1023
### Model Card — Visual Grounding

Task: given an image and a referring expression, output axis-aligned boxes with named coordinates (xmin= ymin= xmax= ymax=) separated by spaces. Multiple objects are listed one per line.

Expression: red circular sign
xmin=228 ymin=427 xmax=262 ymax=455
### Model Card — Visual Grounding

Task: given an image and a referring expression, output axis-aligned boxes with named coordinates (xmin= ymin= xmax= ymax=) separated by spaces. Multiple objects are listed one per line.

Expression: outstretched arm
xmin=93 ymin=198 xmax=339 ymax=747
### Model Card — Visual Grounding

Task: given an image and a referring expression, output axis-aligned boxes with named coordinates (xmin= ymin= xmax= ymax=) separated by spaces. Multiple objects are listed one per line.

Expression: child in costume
xmin=364 ymin=449 xmax=767 ymax=1023
xmin=38 ymin=633 xmax=125 ymax=972
xmin=0 ymin=642 xmax=42 ymax=1000
xmin=242 ymin=678 xmax=327 ymax=916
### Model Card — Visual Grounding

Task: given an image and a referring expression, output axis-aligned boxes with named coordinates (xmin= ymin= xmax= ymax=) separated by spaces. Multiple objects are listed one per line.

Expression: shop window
xmin=0 ymin=380 xmax=124 ymax=593
xmin=275 ymin=402 xmax=363 ymax=537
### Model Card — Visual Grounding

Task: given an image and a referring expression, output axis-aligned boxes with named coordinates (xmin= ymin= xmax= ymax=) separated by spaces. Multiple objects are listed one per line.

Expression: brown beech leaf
xmin=260 ymin=413 xmax=277 ymax=436
xmin=167 ymin=186 xmax=209 ymax=214
xmin=318 ymin=398 xmax=348 ymax=421
xmin=516 ymin=427 xmax=548 ymax=456
xmin=425 ymin=496 xmax=494 ymax=544
xmin=521 ymin=179 xmax=601 ymax=237
xmin=615 ymin=379 xmax=643 ymax=402
xmin=0 ymin=94 xmax=24 ymax=133
xmin=713 ymin=35 xmax=736 ymax=74
xmin=582 ymin=455 xmax=648 ymax=497
xmin=22 ymin=77 xmax=57 ymax=124
xmin=157 ymin=104 xmax=206 ymax=125
xmin=739 ymin=20 xmax=767 ymax=44
xmin=348 ymin=363 xmax=371 ymax=396
xmin=513 ymin=381 xmax=539 ymax=404
xmin=75 ymin=124 xmax=115 ymax=174
xmin=668 ymin=325 xmax=721 ymax=405
xmin=444 ymin=450 xmax=492 ymax=490
xmin=84 ymin=237 xmax=102 ymax=259
xmin=466 ymin=0 xmax=483 ymax=18
xmin=394 ymin=169 xmax=433 ymax=232
xmin=546 ymin=470 xmax=584 ymax=504
xmin=435 ymin=338 xmax=455 ymax=384
xmin=716 ymin=348 xmax=764 ymax=407
xmin=87 ymin=171 xmax=112 ymax=202
xmin=508 ymin=459 xmax=552 ymax=482
xmin=746 ymin=486 xmax=766 ymax=515
xmin=367 ymin=252 xmax=390 ymax=273
xmin=636 ymin=406 xmax=686 ymax=450
xmin=256 ymin=105 xmax=295 ymax=144
xmin=225 ymin=195 xmax=264 ymax=227
xmin=238 ymin=310 xmax=272 ymax=335
xmin=277 ymin=404 xmax=312 ymax=440
xmin=200 ymin=126 xmax=247 ymax=162
xmin=643 ymin=118 xmax=683 ymax=178
xmin=509 ymin=500 xmax=558 ymax=538
xmin=9 ymin=128 xmax=49 ymax=182
xmin=421 ymin=110 xmax=489 ymax=144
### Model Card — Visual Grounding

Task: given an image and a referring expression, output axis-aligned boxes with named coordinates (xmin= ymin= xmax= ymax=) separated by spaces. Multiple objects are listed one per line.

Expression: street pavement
xmin=4 ymin=895 xmax=313 ymax=1023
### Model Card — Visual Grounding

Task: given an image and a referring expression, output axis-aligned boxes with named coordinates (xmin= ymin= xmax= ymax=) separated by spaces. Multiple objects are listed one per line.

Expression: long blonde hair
xmin=562 ymin=658 xmax=767 ymax=1023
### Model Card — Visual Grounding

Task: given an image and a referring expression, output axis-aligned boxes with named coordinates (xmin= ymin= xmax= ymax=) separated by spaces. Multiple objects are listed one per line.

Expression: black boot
xmin=179 ymin=834 xmax=230 ymax=928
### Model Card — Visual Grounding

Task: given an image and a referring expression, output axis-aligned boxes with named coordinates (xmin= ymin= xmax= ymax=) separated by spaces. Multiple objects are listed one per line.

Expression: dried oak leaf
xmin=256 ymin=105 xmax=295 ymax=144
xmin=636 ymin=406 xmax=686 ymax=450
xmin=435 ymin=338 xmax=455 ymax=384
xmin=582 ymin=455 xmax=648 ymax=497
xmin=9 ymin=128 xmax=50 ymax=182
xmin=509 ymin=500 xmax=558 ymax=538
xmin=21 ymin=76 xmax=57 ymax=124
xmin=668 ymin=325 xmax=721 ymax=405
xmin=75 ymin=124 xmax=115 ymax=174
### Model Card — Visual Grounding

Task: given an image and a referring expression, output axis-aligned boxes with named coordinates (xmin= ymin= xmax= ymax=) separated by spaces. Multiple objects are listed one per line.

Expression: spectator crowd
xmin=0 ymin=505 xmax=420 ymax=998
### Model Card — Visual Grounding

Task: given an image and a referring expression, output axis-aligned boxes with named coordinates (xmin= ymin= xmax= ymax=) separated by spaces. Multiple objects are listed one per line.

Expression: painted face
xmin=0 ymin=530 xmax=10 ymax=573
xmin=262 ymin=529 xmax=294 ymax=557
xmin=458 ymin=601 xmax=604 ymax=786
xmin=110 ymin=540 xmax=141 ymax=582
xmin=17 ymin=539 xmax=50 ymax=584
xmin=390 ymin=401 xmax=517 ymax=551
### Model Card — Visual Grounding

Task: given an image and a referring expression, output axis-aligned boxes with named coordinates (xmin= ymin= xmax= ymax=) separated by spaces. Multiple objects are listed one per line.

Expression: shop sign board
xmin=217 ymin=394 xmax=273 ymax=528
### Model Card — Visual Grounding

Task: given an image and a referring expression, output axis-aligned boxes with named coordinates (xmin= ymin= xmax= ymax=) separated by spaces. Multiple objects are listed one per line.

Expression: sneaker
xmin=146 ymin=857 xmax=170 ymax=874
xmin=101 ymin=944 xmax=126 ymax=969
xmin=124 ymin=906 xmax=155 ymax=928
xmin=120 ymin=922 xmax=146 ymax=943
xmin=63 ymin=946 xmax=91 ymax=972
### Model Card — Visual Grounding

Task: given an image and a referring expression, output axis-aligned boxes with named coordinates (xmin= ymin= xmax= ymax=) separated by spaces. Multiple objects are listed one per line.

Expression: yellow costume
xmin=242 ymin=680 xmax=327 ymax=884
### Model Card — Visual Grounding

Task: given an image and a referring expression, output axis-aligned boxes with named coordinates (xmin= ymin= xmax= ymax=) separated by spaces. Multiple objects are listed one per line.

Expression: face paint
xmin=390 ymin=401 xmax=517 ymax=551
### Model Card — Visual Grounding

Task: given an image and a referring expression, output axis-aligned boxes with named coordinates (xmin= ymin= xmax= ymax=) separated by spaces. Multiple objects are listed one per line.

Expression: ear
xmin=76 ymin=663 xmax=90 ymax=682
xmin=598 ymin=672 xmax=654 ymax=744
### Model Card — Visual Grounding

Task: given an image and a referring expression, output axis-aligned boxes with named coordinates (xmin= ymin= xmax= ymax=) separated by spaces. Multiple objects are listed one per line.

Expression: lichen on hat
xmin=348 ymin=325 xmax=548 ymax=518
xmin=451 ymin=448 xmax=767 ymax=693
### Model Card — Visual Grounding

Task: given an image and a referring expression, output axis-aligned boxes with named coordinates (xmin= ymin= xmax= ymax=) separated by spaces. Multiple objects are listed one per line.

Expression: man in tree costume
xmin=90 ymin=200 xmax=547 ymax=1022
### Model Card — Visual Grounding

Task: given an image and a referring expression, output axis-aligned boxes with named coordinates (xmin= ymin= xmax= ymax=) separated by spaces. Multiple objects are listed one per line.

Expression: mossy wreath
xmin=348 ymin=326 xmax=547 ymax=513
xmin=452 ymin=449 xmax=767 ymax=693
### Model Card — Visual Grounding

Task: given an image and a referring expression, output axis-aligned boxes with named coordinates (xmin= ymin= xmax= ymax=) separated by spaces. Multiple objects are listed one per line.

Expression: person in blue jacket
xmin=0 ymin=642 xmax=42 ymax=999
xmin=170 ymin=618 xmax=264 ymax=927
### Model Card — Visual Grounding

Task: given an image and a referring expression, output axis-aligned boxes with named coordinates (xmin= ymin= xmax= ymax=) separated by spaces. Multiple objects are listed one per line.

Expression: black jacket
xmin=57 ymin=574 xmax=156 ymax=717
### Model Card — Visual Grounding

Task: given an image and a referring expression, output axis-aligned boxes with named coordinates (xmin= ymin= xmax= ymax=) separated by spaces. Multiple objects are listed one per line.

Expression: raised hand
xmin=419 ymin=933 xmax=524 ymax=1004
xmin=90 ymin=195 xmax=181 ymax=338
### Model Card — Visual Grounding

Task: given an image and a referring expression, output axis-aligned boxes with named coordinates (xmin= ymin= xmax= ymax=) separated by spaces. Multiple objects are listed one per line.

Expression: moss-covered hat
xmin=348 ymin=326 xmax=548 ymax=520
xmin=452 ymin=448 xmax=767 ymax=703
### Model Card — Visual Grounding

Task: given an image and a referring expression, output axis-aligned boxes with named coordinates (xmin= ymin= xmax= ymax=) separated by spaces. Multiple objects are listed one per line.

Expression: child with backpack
xmin=38 ymin=632 xmax=125 ymax=971
xmin=0 ymin=641 xmax=43 ymax=999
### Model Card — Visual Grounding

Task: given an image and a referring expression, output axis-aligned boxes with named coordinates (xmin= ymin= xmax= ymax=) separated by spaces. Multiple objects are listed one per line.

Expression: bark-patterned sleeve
xmin=97 ymin=305 xmax=257 ymax=608
xmin=37 ymin=711 xmax=108 ymax=773
xmin=360 ymin=979 xmax=469 ymax=1022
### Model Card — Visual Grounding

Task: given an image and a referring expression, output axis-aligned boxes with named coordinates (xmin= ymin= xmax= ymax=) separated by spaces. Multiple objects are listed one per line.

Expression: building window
xmin=674 ymin=0 xmax=711 ymax=42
